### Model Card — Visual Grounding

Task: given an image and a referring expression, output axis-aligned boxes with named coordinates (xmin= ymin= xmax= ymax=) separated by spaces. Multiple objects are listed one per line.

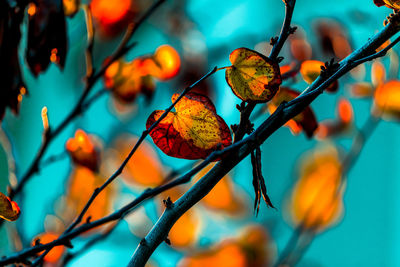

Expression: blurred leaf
xmin=347 ymin=82 xmax=374 ymax=98
xmin=225 ymin=47 xmax=282 ymax=102
xmin=32 ymin=232 xmax=65 ymax=263
xmin=90 ymin=0 xmax=137 ymax=37
xmin=147 ymin=93 xmax=232 ymax=160
xmin=371 ymin=61 xmax=386 ymax=87
xmin=62 ymin=167 xmax=114 ymax=229
xmin=300 ymin=60 xmax=338 ymax=93
xmin=0 ymin=1 xmax=26 ymax=120
xmin=290 ymin=145 xmax=344 ymax=231
xmin=0 ymin=192 xmax=20 ymax=221
xmin=112 ymin=135 xmax=165 ymax=187
xmin=63 ymin=0 xmax=80 ymax=17
xmin=194 ymin=163 xmax=245 ymax=216
xmin=268 ymin=87 xmax=318 ymax=138
xmin=374 ymin=80 xmax=400 ymax=119
xmin=27 ymin=0 xmax=68 ymax=76
xmin=178 ymin=225 xmax=272 ymax=267
xmin=66 ymin=129 xmax=100 ymax=171
xmin=151 ymin=45 xmax=181 ymax=80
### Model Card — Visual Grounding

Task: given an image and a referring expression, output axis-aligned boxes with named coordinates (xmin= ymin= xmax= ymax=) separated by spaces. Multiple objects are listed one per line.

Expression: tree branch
xmin=128 ymin=15 xmax=400 ymax=267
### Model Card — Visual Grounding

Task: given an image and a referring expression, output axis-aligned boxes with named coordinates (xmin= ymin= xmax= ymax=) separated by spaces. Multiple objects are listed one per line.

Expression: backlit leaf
xmin=347 ymin=82 xmax=374 ymax=98
xmin=375 ymin=0 xmax=400 ymax=9
xmin=63 ymin=167 xmax=114 ymax=227
xmin=0 ymin=192 xmax=20 ymax=221
xmin=371 ymin=61 xmax=386 ymax=87
xmin=66 ymin=129 xmax=100 ymax=171
xmin=290 ymin=145 xmax=344 ymax=231
xmin=63 ymin=0 xmax=80 ymax=17
xmin=178 ymin=225 xmax=271 ymax=267
xmin=91 ymin=0 xmax=137 ymax=37
xmin=151 ymin=45 xmax=181 ymax=80
xmin=194 ymin=163 xmax=245 ymax=216
xmin=268 ymin=87 xmax=318 ymax=138
xmin=374 ymin=80 xmax=400 ymax=119
xmin=112 ymin=135 xmax=165 ymax=187
xmin=147 ymin=92 xmax=232 ymax=160
xmin=225 ymin=48 xmax=282 ymax=102
xmin=300 ymin=60 xmax=338 ymax=93
xmin=32 ymin=232 xmax=65 ymax=263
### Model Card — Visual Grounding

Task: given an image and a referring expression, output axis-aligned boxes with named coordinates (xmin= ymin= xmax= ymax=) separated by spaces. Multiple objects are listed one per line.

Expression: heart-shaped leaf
xmin=147 ymin=93 xmax=232 ymax=160
xmin=225 ymin=48 xmax=282 ymax=102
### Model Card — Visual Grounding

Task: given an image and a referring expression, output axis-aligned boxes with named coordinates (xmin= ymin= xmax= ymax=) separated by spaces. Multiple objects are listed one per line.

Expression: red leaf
xmin=146 ymin=93 xmax=232 ymax=160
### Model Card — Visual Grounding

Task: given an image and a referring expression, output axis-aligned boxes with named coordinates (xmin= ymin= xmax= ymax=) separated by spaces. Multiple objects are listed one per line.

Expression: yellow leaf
xmin=225 ymin=48 xmax=281 ymax=102
xmin=374 ymin=80 xmax=400 ymax=119
xmin=0 ymin=192 xmax=20 ymax=221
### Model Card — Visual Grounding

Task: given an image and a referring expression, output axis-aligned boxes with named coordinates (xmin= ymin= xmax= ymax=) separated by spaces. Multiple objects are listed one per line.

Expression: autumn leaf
xmin=0 ymin=1 xmax=26 ymax=120
xmin=268 ymin=87 xmax=318 ymax=138
xmin=289 ymin=145 xmax=344 ymax=231
xmin=66 ymin=129 xmax=100 ymax=171
xmin=0 ymin=192 xmax=20 ymax=221
xmin=63 ymin=0 xmax=80 ymax=17
xmin=178 ymin=225 xmax=271 ymax=267
xmin=147 ymin=92 xmax=232 ymax=160
xmin=32 ymin=233 xmax=65 ymax=263
xmin=225 ymin=48 xmax=282 ymax=102
xmin=111 ymin=135 xmax=165 ymax=187
xmin=316 ymin=98 xmax=354 ymax=139
xmin=61 ymin=167 xmax=114 ymax=228
xmin=194 ymin=163 xmax=245 ymax=216
xmin=374 ymin=0 xmax=400 ymax=9
xmin=300 ymin=60 xmax=338 ymax=93
xmin=26 ymin=0 xmax=68 ymax=76
xmin=374 ymin=80 xmax=400 ymax=119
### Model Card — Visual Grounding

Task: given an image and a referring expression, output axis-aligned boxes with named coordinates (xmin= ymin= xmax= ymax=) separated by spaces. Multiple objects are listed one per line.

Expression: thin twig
xmin=7 ymin=0 xmax=166 ymax=202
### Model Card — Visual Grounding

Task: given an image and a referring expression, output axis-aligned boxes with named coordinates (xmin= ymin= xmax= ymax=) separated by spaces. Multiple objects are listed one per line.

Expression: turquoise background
xmin=1 ymin=0 xmax=399 ymax=266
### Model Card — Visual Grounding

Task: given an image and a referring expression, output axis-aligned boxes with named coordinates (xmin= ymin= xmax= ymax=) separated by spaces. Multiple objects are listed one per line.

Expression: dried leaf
xmin=377 ymin=0 xmax=400 ymax=9
xmin=251 ymin=148 xmax=274 ymax=217
xmin=147 ymin=92 xmax=232 ymax=160
xmin=0 ymin=192 xmax=20 ymax=221
xmin=225 ymin=47 xmax=282 ymax=102
xmin=27 ymin=0 xmax=68 ymax=76
xmin=268 ymin=87 xmax=318 ymax=138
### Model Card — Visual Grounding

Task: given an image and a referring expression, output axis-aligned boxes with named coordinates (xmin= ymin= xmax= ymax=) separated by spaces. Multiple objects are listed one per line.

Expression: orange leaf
xmin=290 ymin=145 xmax=344 ymax=231
xmin=300 ymin=60 xmax=338 ymax=92
xmin=268 ymin=87 xmax=318 ymax=138
xmin=374 ymin=80 xmax=400 ymax=119
xmin=337 ymin=98 xmax=354 ymax=124
xmin=375 ymin=0 xmax=400 ymax=9
xmin=225 ymin=48 xmax=282 ymax=102
xmin=66 ymin=129 xmax=99 ymax=171
xmin=63 ymin=167 xmax=114 ymax=227
xmin=151 ymin=45 xmax=181 ymax=80
xmin=32 ymin=233 xmax=65 ymax=263
xmin=113 ymin=135 xmax=165 ymax=187
xmin=104 ymin=59 xmax=155 ymax=104
xmin=147 ymin=92 xmax=232 ymax=160
xmin=194 ymin=163 xmax=245 ymax=215
xmin=0 ymin=192 xmax=20 ymax=221
xmin=179 ymin=225 xmax=271 ymax=267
